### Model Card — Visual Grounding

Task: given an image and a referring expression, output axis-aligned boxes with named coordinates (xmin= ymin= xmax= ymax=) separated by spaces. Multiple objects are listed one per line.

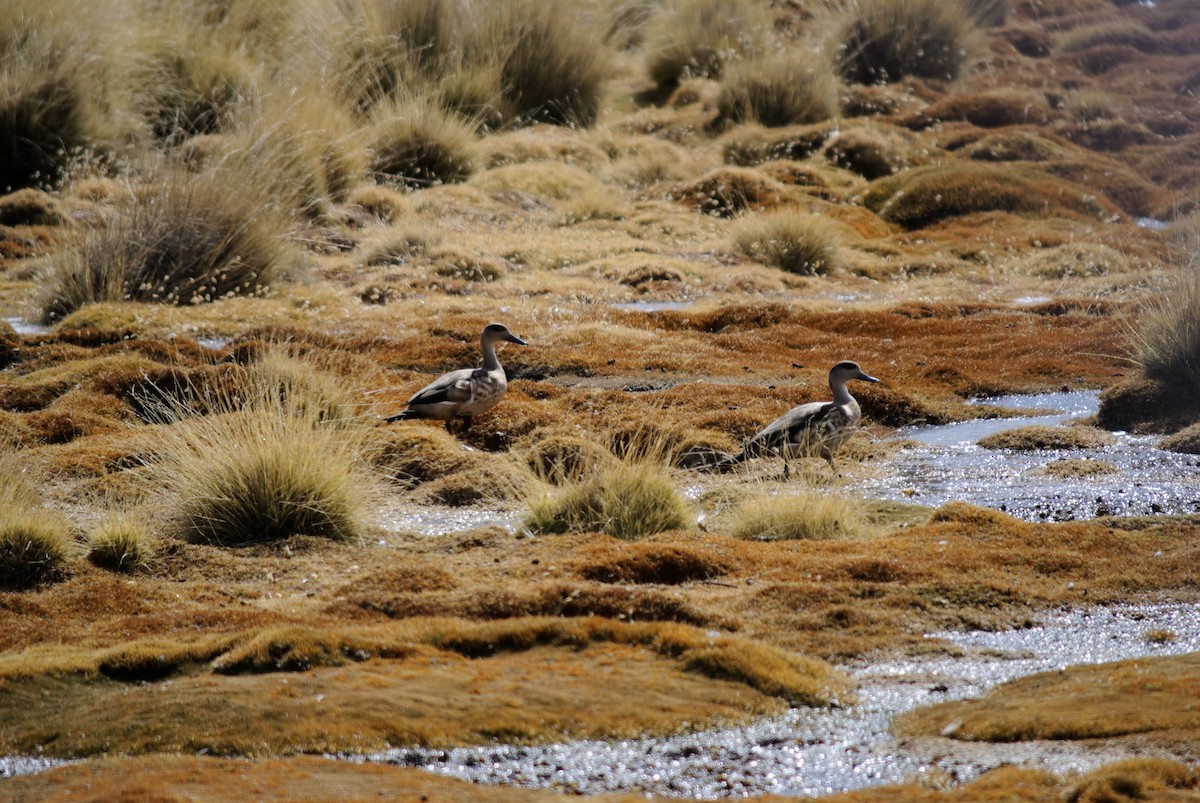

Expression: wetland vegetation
xmin=1 ymin=0 xmax=1199 ymax=799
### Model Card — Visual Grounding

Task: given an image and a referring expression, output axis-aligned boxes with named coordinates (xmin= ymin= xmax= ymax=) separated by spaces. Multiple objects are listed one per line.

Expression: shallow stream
xmin=358 ymin=603 xmax=1200 ymax=797
xmin=860 ymin=391 xmax=1200 ymax=521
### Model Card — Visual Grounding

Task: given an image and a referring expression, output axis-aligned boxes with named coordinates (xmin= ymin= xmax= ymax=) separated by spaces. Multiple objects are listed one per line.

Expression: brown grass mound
xmin=896 ymin=652 xmax=1200 ymax=742
xmin=0 ymin=617 xmax=845 ymax=756
xmin=576 ymin=541 xmax=734 ymax=584
xmin=1098 ymin=377 xmax=1200 ymax=435
xmin=666 ymin=167 xmax=791 ymax=217
xmin=976 ymin=424 xmax=1116 ymax=451
xmin=1160 ymin=423 xmax=1200 ymax=454
xmin=1068 ymin=758 xmax=1199 ymax=803
xmin=860 ymin=164 xmax=1119 ymax=228
xmin=1036 ymin=458 xmax=1119 ymax=479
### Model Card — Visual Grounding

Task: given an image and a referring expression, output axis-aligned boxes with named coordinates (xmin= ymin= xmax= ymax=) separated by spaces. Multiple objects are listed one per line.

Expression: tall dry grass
xmin=38 ymin=162 xmax=305 ymax=322
xmin=643 ymin=0 xmax=771 ymax=90
xmin=834 ymin=0 xmax=973 ymax=85
xmin=525 ymin=455 xmax=691 ymax=540
xmin=728 ymin=490 xmax=867 ymax=541
xmin=1129 ymin=263 xmax=1200 ymax=397
xmin=732 ymin=208 xmax=841 ymax=275
xmin=716 ymin=50 xmax=839 ymax=128
xmin=143 ymin=351 xmax=380 ymax=547
xmin=367 ymin=94 xmax=478 ymax=187
xmin=0 ymin=0 xmax=133 ymax=191
xmin=0 ymin=452 xmax=72 ymax=587
xmin=468 ymin=0 xmax=610 ymax=128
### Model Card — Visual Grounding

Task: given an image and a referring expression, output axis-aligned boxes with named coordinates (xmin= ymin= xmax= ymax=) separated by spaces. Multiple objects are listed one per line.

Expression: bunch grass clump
xmin=134 ymin=43 xmax=259 ymax=144
xmin=145 ymin=360 xmax=379 ymax=547
xmin=525 ymin=459 xmax=690 ymax=540
xmin=716 ymin=51 xmax=839 ymax=128
xmin=39 ymin=164 xmax=303 ymax=322
xmin=733 ymin=208 xmax=840 ymax=275
xmin=0 ymin=453 xmax=71 ymax=588
xmin=367 ymin=95 xmax=478 ymax=187
xmin=1128 ymin=265 xmax=1200 ymax=398
xmin=86 ymin=512 xmax=151 ymax=573
xmin=0 ymin=5 xmax=103 ymax=191
xmin=729 ymin=490 xmax=866 ymax=541
xmin=468 ymin=0 xmax=609 ymax=128
xmin=644 ymin=0 xmax=770 ymax=91
xmin=834 ymin=0 xmax=973 ymax=85
xmin=0 ymin=511 xmax=73 ymax=588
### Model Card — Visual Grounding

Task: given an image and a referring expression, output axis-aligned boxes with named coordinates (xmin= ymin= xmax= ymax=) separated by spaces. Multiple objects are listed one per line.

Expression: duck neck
xmin=830 ymin=379 xmax=854 ymax=407
xmin=480 ymin=335 xmax=501 ymax=372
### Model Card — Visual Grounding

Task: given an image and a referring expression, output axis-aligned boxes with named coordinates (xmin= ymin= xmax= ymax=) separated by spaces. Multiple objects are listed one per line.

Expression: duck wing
xmin=406 ymin=368 xmax=478 ymax=406
xmin=746 ymin=401 xmax=834 ymax=452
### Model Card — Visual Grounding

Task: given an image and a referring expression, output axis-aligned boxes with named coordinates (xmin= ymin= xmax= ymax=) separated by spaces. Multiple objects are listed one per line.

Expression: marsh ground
xmin=2 ymin=0 xmax=1200 ymax=799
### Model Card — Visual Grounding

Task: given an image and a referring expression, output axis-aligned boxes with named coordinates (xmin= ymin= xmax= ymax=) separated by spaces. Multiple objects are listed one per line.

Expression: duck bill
xmin=506 ymin=334 xmax=528 ymax=346
xmin=858 ymin=371 xmax=880 ymax=383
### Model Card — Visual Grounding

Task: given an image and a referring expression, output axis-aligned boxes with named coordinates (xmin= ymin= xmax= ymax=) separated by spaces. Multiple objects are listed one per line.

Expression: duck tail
xmin=384 ymin=410 xmax=415 ymax=423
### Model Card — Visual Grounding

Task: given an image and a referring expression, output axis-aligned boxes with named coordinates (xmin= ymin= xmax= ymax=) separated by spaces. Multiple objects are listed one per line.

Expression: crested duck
xmin=720 ymin=360 xmax=879 ymax=472
xmin=386 ymin=322 xmax=527 ymax=434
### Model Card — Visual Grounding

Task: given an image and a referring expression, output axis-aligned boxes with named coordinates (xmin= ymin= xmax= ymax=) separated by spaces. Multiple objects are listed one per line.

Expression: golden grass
xmin=732 ymin=207 xmax=841 ymax=275
xmin=0 ymin=0 xmax=128 ymax=192
xmin=727 ymin=490 xmax=869 ymax=542
xmin=38 ymin=164 xmax=305 ymax=322
xmin=0 ymin=617 xmax=847 ymax=756
xmin=833 ymin=0 xmax=974 ymax=85
xmin=140 ymin=355 xmax=381 ymax=547
xmin=468 ymin=0 xmax=610 ymax=128
xmin=1126 ymin=264 xmax=1200 ymax=398
xmin=525 ymin=459 xmax=691 ymax=540
xmin=642 ymin=0 xmax=771 ymax=90
xmin=0 ymin=509 xmax=72 ymax=588
xmin=976 ymin=424 xmax=1116 ymax=451
xmin=85 ymin=511 xmax=151 ymax=573
xmin=366 ymin=94 xmax=478 ymax=188
xmin=715 ymin=50 xmax=839 ymax=129
xmin=860 ymin=163 xmax=1118 ymax=228
xmin=1036 ymin=457 xmax=1118 ymax=479
xmin=896 ymin=652 xmax=1200 ymax=742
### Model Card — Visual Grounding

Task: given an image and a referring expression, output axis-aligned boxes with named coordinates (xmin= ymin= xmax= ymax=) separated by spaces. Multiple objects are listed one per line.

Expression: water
xmin=1 ymin=317 xmax=50 ymax=336
xmin=359 ymin=603 xmax=1200 ymax=797
xmin=861 ymin=391 xmax=1200 ymax=521
xmin=377 ymin=504 xmax=523 ymax=537
xmin=610 ymin=300 xmax=696 ymax=313
xmin=0 ymin=756 xmax=63 ymax=780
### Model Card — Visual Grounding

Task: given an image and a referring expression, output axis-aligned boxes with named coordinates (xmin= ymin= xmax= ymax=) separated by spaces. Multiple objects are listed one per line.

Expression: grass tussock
xmin=715 ymin=51 xmax=839 ymax=129
xmin=469 ymin=0 xmax=609 ymax=128
xmin=86 ymin=512 xmax=151 ymax=573
xmin=732 ymin=208 xmax=840 ymax=275
xmin=0 ymin=510 xmax=72 ymax=589
xmin=39 ymin=165 xmax=304 ymax=323
xmin=834 ymin=0 xmax=973 ymax=85
xmin=643 ymin=0 xmax=771 ymax=90
xmin=134 ymin=40 xmax=259 ymax=145
xmin=144 ymin=361 xmax=380 ymax=547
xmin=525 ymin=459 xmax=691 ymax=540
xmin=0 ymin=453 xmax=71 ymax=588
xmin=728 ymin=491 xmax=867 ymax=542
xmin=860 ymin=164 xmax=1117 ymax=228
xmin=1127 ymin=265 xmax=1200 ymax=399
xmin=0 ymin=0 xmax=121 ymax=192
xmin=976 ymin=424 xmax=1116 ymax=451
xmin=367 ymin=95 xmax=478 ymax=188
xmin=166 ymin=412 xmax=372 ymax=546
